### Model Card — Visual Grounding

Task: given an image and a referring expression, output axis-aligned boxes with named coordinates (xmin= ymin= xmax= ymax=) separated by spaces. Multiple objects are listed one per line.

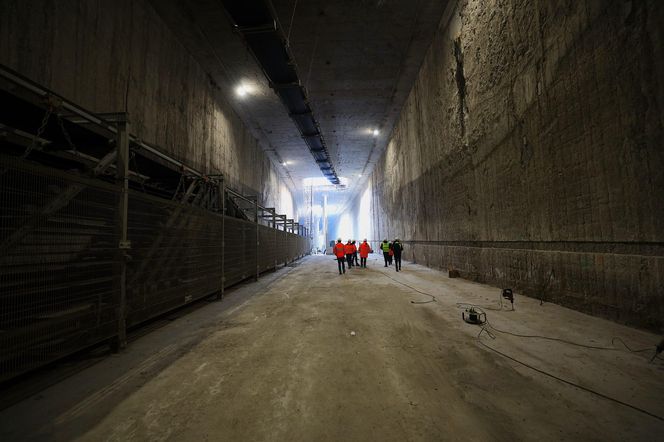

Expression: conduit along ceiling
xmin=149 ymin=0 xmax=448 ymax=217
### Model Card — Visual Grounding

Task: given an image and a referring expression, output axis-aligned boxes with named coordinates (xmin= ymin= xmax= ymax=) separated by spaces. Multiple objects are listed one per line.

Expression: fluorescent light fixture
xmin=236 ymin=82 xmax=255 ymax=97
xmin=372 ymin=129 xmax=379 ymax=136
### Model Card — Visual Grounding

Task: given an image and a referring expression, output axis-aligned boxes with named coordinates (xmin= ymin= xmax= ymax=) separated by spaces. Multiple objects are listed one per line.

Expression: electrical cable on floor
xmin=454 ymin=302 xmax=658 ymax=355
xmin=611 ymin=337 xmax=654 ymax=354
xmin=378 ymin=270 xmax=664 ymax=419
xmin=486 ymin=322 xmax=642 ymax=351
xmin=476 ymin=326 xmax=664 ymax=423
xmin=383 ymin=271 xmax=661 ymax=361
xmin=378 ymin=271 xmax=437 ymax=303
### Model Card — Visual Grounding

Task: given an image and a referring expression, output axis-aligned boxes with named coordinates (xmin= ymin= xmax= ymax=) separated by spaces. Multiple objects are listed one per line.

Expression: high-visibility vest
xmin=334 ymin=243 xmax=346 ymax=258
xmin=381 ymin=242 xmax=390 ymax=252
xmin=344 ymin=244 xmax=354 ymax=254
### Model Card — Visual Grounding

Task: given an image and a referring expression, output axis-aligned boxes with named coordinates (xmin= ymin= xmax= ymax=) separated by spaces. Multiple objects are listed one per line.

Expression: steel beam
xmin=272 ymin=208 xmax=277 ymax=268
xmin=114 ymin=114 xmax=130 ymax=351
xmin=255 ymin=198 xmax=259 ymax=282
xmin=219 ymin=176 xmax=225 ymax=300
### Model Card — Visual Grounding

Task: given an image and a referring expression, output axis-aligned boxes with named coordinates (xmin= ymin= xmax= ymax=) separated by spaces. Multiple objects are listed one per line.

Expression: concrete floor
xmin=1 ymin=255 xmax=663 ymax=441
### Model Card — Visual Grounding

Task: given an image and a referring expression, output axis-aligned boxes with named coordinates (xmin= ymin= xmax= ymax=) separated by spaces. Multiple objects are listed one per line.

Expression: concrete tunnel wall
xmin=0 ymin=0 xmax=297 ymax=218
xmin=359 ymin=0 xmax=664 ymax=331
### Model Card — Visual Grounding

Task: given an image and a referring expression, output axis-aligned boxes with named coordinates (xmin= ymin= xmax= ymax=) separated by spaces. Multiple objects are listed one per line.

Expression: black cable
xmin=379 ymin=271 xmax=437 ymax=304
xmin=476 ymin=327 xmax=664 ymax=423
xmin=487 ymin=322 xmax=623 ymax=351
xmin=386 ymin=273 xmax=664 ymax=419
xmin=611 ymin=337 xmax=653 ymax=354
xmin=455 ymin=303 xmax=658 ymax=354
xmin=384 ymin=273 xmax=659 ymax=359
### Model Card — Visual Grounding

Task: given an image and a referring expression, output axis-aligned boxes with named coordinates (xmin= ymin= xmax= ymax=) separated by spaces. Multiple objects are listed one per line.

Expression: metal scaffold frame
xmin=0 ymin=64 xmax=310 ymax=382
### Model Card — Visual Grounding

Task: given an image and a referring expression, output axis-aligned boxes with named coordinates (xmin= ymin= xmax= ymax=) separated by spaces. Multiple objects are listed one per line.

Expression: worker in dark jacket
xmin=344 ymin=240 xmax=355 ymax=268
xmin=380 ymin=239 xmax=391 ymax=267
xmin=392 ymin=238 xmax=403 ymax=272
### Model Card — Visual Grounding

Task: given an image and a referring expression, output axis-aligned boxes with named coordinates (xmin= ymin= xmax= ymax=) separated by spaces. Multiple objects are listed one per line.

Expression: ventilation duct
xmin=221 ymin=0 xmax=340 ymax=185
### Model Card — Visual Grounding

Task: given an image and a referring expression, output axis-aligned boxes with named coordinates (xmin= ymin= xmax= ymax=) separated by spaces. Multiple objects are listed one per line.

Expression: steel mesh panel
xmin=0 ymin=158 xmax=310 ymax=382
xmin=258 ymin=225 xmax=277 ymax=272
xmin=0 ymin=160 xmax=118 ymax=382
xmin=126 ymin=193 xmax=223 ymax=325
xmin=224 ymin=217 xmax=255 ymax=286
xmin=287 ymin=232 xmax=298 ymax=261
xmin=276 ymin=230 xmax=288 ymax=264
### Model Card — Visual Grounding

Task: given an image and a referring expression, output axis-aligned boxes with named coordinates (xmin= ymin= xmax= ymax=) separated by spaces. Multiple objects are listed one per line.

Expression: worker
xmin=380 ymin=239 xmax=391 ymax=267
xmin=392 ymin=238 xmax=403 ymax=272
xmin=344 ymin=239 xmax=355 ymax=268
xmin=352 ymin=240 xmax=359 ymax=266
xmin=359 ymin=239 xmax=372 ymax=268
xmin=334 ymin=238 xmax=346 ymax=274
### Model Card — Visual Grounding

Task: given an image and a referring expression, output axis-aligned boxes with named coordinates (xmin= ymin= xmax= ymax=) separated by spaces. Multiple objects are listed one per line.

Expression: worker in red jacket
xmin=344 ymin=240 xmax=355 ymax=268
xmin=358 ymin=239 xmax=372 ymax=268
xmin=334 ymin=239 xmax=346 ymax=274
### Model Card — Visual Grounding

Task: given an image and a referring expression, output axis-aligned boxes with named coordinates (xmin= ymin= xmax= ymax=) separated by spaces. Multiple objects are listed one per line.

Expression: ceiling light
xmin=236 ymin=84 xmax=249 ymax=97
xmin=372 ymin=129 xmax=379 ymax=136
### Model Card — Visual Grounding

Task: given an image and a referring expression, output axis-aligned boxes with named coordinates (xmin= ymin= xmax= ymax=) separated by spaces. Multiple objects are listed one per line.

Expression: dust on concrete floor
xmin=1 ymin=255 xmax=663 ymax=441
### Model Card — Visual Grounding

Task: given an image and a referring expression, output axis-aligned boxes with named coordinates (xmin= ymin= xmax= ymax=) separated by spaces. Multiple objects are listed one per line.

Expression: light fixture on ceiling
xmin=282 ymin=161 xmax=290 ymax=166
xmin=372 ymin=129 xmax=379 ymax=137
xmin=236 ymin=83 xmax=251 ymax=97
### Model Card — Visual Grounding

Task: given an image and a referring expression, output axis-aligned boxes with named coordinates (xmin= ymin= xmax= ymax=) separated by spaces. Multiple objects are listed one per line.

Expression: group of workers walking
xmin=332 ymin=238 xmax=404 ymax=274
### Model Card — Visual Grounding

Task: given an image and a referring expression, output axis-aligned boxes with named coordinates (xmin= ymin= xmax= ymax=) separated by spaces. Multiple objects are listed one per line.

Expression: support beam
xmin=255 ymin=198 xmax=259 ymax=282
xmin=113 ymin=113 xmax=130 ymax=351
xmin=218 ymin=176 xmax=225 ymax=300
xmin=272 ymin=209 xmax=277 ymax=269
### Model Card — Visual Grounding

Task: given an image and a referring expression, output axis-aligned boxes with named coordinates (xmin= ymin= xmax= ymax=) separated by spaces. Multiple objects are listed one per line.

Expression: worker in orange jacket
xmin=334 ymin=239 xmax=346 ymax=274
xmin=344 ymin=240 xmax=355 ymax=268
xmin=358 ymin=239 xmax=372 ymax=268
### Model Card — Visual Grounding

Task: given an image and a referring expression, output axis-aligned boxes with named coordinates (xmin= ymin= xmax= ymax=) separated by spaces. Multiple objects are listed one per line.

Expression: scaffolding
xmin=0 ymin=64 xmax=310 ymax=382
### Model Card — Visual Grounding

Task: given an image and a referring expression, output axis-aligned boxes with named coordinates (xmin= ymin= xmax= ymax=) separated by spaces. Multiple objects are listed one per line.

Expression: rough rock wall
xmin=0 ymin=0 xmax=295 ymax=215
xmin=370 ymin=0 xmax=664 ymax=330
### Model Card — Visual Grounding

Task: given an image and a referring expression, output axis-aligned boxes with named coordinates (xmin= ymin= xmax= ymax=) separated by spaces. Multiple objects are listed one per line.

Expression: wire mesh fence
xmin=0 ymin=157 xmax=309 ymax=382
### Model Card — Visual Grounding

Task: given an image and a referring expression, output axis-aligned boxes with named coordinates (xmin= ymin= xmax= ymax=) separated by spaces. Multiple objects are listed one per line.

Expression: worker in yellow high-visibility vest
xmin=380 ymin=239 xmax=391 ymax=267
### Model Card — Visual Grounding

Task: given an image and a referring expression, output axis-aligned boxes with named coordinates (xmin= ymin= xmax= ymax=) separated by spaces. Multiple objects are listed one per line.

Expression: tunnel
xmin=0 ymin=0 xmax=663 ymax=440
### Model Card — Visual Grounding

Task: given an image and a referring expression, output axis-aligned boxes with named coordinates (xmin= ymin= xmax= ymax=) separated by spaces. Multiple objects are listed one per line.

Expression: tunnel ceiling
xmin=149 ymin=0 xmax=448 ymax=210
